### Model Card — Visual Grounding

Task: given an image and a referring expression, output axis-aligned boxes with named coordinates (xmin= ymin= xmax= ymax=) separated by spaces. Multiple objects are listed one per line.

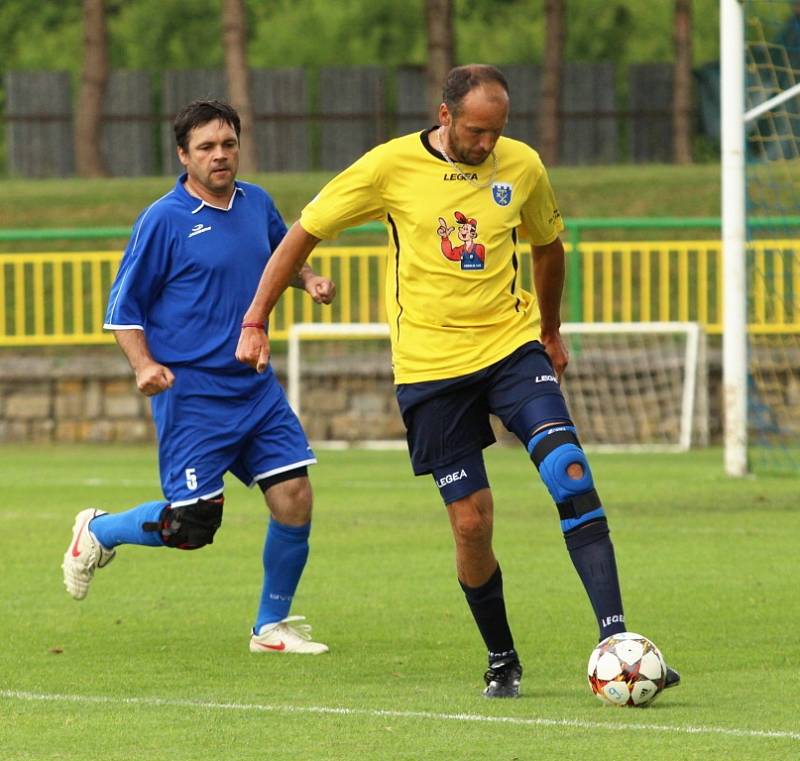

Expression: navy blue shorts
xmin=396 ymin=341 xmax=571 ymax=475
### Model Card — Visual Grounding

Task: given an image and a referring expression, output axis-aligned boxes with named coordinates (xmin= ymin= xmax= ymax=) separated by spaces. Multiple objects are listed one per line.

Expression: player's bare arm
xmin=532 ymin=236 xmax=569 ymax=379
xmin=113 ymin=329 xmax=175 ymax=396
xmin=237 ymin=222 xmax=322 ymax=373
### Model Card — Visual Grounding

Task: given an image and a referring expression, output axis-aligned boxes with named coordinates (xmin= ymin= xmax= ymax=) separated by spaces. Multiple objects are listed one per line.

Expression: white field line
xmin=1 ymin=689 xmax=798 ymax=743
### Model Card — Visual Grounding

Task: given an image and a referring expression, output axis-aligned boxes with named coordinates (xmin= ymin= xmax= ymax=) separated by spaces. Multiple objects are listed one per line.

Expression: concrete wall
xmin=0 ymin=348 xmax=728 ymax=446
xmin=0 ymin=352 xmax=155 ymax=443
xmin=0 ymin=349 xmax=405 ymax=445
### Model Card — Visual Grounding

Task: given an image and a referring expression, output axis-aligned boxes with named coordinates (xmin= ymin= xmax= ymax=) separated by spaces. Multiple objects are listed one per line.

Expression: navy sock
xmin=459 ymin=565 xmax=516 ymax=661
xmin=565 ymin=519 xmax=626 ymax=640
xmin=255 ymin=519 xmax=310 ymax=633
xmin=89 ymin=500 xmax=168 ymax=548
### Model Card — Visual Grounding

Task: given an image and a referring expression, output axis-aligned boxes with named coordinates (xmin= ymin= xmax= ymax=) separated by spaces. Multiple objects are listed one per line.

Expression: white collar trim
xmin=190 ymin=185 xmax=245 ymax=214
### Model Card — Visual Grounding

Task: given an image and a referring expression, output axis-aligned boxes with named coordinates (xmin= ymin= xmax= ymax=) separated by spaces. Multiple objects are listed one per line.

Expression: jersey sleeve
xmin=519 ymin=163 xmax=565 ymax=246
xmin=104 ymin=206 xmax=172 ymax=330
xmin=299 ymin=148 xmax=385 ymax=240
xmin=264 ymin=192 xmax=289 ymax=251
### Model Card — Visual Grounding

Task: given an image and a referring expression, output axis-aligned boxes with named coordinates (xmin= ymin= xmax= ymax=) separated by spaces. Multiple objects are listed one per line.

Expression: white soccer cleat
xmin=62 ymin=508 xmax=116 ymax=600
xmin=249 ymin=615 xmax=329 ymax=655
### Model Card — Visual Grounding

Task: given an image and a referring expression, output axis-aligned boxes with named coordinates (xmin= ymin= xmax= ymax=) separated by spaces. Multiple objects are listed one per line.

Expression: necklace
xmin=436 ymin=127 xmax=498 ymax=190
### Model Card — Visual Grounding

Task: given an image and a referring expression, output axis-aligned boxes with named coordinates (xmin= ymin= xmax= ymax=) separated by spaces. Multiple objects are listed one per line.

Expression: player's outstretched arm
xmin=113 ymin=329 xmax=175 ymax=396
xmin=237 ymin=222 xmax=321 ymax=373
xmin=532 ymin=236 xmax=569 ymax=380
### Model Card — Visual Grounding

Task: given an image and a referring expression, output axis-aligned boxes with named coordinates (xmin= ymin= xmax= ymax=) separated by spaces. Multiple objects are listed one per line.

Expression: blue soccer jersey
xmin=104 ymin=175 xmax=315 ymax=499
xmin=105 ymin=174 xmax=287 ymax=376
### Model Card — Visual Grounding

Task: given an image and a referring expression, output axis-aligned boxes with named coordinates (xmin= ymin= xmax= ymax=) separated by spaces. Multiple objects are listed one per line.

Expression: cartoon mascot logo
xmin=437 ymin=211 xmax=486 ymax=270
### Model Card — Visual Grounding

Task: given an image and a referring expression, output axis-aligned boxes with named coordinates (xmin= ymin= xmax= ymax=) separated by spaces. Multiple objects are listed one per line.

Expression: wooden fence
xmin=4 ymin=63 xmax=679 ymax=177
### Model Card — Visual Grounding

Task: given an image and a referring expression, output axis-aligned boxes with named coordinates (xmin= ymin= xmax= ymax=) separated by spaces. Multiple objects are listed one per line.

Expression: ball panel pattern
xmin=587 ymin=632 xmax=667 ymax=707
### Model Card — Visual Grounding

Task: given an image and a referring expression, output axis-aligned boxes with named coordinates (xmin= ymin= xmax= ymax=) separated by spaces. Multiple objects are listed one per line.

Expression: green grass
xmin=1 ymin=164 xmax=722 ymax=248
xmin=2 ymin=444 xmax=798 ymax=760
xmin=0 ymin=173 xmax=336 ymax=231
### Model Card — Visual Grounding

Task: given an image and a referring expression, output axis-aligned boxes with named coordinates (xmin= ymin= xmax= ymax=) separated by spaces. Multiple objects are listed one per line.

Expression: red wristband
xmin=241 ymin=321 xmax=265 ymax=329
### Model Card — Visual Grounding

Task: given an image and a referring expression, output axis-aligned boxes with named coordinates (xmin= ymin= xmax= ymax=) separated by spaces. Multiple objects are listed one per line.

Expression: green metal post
xmin=567 ymin=223 xmax=583 ymax=322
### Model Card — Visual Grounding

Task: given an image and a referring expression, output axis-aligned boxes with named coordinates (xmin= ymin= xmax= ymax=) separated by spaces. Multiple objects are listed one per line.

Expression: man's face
xmin=177 ymin=119 xmax=239 ymax=199
xmin=442 ymin=83 xmax=509 ymax=166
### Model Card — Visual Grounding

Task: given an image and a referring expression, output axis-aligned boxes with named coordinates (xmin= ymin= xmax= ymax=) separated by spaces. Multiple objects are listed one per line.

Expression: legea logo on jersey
xmin=188 ymin=223 xmax=212 ymax=238
xmin=492 ymin=182 xmax=512 ymax=206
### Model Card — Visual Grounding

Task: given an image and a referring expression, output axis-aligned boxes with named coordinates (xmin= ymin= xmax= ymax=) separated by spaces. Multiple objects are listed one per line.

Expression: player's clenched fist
xmin=236 ymin=327 xmax=271 ymax=374
xmin=135 ymin=362 xmax=175 ymax=396
xmin=304 ymin=274 xmax=336 ymax=305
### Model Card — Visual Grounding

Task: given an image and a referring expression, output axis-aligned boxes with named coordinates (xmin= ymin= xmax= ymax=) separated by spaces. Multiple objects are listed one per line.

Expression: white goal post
xmin=720 ymin=0 xmax=800 ymax=476
xmin=287 ymin=321 xmax=707 ymax=453
xmin=558 ymin=321 xmax=706 ymax=453
xmin=287 ymin=322 xmax=391 ymax=415
xmin=720 ymin=0 xmax=749 ymax=475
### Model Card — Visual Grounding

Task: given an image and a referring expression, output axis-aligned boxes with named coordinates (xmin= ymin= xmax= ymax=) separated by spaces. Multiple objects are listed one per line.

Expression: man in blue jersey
xmin=61 ymin=100 xmax=331 ymax=654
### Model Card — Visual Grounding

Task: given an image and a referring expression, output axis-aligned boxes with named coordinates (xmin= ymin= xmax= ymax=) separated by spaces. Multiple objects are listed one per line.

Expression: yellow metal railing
xmin=579 ymin=241 xmax=726 ymax=326
xmin=1 ymin=241 xmax=798 ymax=346
xmin=0 ymin=252 xmax=119 ymax=345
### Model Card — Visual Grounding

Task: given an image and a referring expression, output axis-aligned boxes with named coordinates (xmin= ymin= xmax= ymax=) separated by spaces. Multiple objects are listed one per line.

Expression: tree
xmin=540 ymin=0 xmax=566 ymax=165
xmin=74 ymin=0 xmax=109 ymax=177
xmin=222 ymin=0 xmax=258 ymax=173
xmin=672 ymin=0 xmax=693 ymax=164
xmin=425 ymin=0 xmax=454 ymax=122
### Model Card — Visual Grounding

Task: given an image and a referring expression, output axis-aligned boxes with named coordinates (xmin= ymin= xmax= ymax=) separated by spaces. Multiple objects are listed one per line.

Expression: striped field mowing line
xmin=2 ymin=690 xmax=798 ymax=743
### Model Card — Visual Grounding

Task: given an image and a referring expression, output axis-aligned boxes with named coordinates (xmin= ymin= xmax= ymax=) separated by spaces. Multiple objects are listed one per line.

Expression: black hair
xmin=173 ymin=99 xmax=241 ymax=151
xmin=442 ymin=65 xmax=509 ymax=117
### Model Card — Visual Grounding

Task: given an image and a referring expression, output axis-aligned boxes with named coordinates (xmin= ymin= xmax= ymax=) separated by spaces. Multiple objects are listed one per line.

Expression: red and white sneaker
xmin=249 ymin=616 xmax=329 ymax=655
xmin=62 ymin=508 xmax=116 ymax=600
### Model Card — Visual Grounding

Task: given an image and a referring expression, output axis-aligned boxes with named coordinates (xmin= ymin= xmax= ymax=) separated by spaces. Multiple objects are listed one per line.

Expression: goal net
xmin=743 ymin=0 xmax=800 ymax=473
xmin=284 ymin=321 xmax=707 ymax=452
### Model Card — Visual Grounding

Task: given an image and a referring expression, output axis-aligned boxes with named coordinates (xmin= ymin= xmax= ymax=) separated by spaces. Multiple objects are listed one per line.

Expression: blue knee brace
xmin=527 ymin=425 xmax=605 ymax=532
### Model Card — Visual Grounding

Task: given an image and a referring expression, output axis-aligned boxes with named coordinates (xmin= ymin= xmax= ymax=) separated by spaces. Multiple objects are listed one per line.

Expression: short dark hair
xmin=173 ymin=99 xmax=241 ymax=151
xmin=442 ymin=65 xmax=509 ymax=117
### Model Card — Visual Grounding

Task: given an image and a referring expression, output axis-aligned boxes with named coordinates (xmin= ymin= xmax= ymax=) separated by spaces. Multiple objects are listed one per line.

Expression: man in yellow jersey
xmin=236 ymin=64 xmax=680 ymax=698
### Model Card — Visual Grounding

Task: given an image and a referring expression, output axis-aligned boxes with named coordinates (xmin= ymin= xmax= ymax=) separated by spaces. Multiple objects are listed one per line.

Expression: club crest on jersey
xmin=437 ymin=211 xmax=486 ymax=271
xmin=492 ymin=182 xmax=512 ymax=207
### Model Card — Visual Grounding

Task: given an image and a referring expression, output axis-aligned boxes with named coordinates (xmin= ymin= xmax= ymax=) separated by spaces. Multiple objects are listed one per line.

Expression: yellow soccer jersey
xmin=300 ymin=129 xmax=565 ymax=383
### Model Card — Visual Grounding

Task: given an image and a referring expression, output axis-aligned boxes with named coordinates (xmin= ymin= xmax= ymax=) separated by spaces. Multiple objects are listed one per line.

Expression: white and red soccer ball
xmin=587 ymin=632 xmax=667 ymax=706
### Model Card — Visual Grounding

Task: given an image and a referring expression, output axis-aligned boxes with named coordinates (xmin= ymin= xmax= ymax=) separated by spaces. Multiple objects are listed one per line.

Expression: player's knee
xmin=432 ymin=451 xmax=489 ymax=506
xmin=450 ymin=501 xmax=492 ymax=546
xmin=280 ymin=476 xmax=312 ymax=513
xmin=259 ymin=467 xmax=312 ymax=523
xmin=527 ymin=425 xmax=606 ymax=533
xmin=145 ymin=496 xmax=224 ymax=550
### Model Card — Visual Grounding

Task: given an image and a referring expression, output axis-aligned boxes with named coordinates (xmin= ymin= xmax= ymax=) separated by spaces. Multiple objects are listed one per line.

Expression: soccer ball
xmin=587 ymin=632 xmax=667 ymax=706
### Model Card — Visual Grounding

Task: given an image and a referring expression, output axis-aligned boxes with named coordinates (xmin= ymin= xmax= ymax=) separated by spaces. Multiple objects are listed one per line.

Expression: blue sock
xmin=89 ymin=500 xmax=168 ymax=549
xmin=255 ymin=519 xmax=310 ymax=632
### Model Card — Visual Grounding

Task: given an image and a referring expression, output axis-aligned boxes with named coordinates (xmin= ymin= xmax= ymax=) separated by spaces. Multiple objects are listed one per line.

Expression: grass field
xmin=1 ymin=164 xmax=722 ymax=241
xmin=1 ymin=444 xmax=798 ymax=760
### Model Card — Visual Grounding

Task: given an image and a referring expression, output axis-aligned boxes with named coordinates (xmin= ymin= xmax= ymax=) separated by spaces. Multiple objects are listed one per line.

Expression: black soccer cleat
xmin=664 ymin=665 xmax=681 ymax=689
xmin=483 ymin=657 xmax=523 ymax=698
